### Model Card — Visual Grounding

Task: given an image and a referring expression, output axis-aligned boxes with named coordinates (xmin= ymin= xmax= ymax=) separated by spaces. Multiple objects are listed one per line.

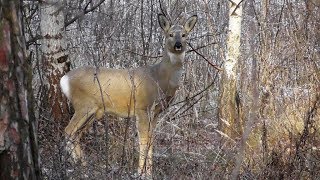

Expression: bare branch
xmin=122 ymin=49 xmax=162 ymax=59
xmin=65 ymin=0 xmax=106 ymax=27
xmin=188 ymin=42 xmax=223 ymax=71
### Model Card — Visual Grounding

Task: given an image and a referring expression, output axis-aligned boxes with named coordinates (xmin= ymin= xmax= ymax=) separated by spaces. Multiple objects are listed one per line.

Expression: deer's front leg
xmin=65 ymin=107 xmax=96 ymax=164
xmin=136 ymin=110 xmax=156 ymax=178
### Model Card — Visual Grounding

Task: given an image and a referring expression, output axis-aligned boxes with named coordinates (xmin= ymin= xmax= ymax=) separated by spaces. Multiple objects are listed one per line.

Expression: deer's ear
xmin=158 ymin=14 xmax=171 ymax=32
xmin=184 ymin=15 xmax=197 ymax=33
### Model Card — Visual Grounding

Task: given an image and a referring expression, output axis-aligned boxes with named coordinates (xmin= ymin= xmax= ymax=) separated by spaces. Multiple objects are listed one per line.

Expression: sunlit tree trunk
xmin=40 ymin=0 xmax=70 ymax=121
xmin=219 ymin=0 xmax=243 ymax=139
xmin=0 ymin=0 xmax=41 ymax=178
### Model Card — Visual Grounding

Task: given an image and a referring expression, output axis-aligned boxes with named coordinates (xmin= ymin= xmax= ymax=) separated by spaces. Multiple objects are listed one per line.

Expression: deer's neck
xmin=165 ymin=50 xmax=185 ymax=66
xmin=153 ymin=49 xmax=185 ymax=95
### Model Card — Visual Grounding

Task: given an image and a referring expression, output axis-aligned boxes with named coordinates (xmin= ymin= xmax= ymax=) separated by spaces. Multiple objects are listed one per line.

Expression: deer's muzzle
xmin=174 ymin=42 xmax=182 ymax=51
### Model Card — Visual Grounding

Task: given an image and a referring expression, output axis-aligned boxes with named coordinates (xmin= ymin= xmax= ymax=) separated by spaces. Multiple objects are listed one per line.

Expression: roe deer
xmin=60 ymin=14 xmax=197 ymax=177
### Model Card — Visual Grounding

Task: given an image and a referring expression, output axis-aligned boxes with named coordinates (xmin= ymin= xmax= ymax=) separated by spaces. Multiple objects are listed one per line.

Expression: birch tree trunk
xmin=40 ymin=0 xmax=70 ymax=121
xmin=219 ymin=0 xmax=243 ymax=140
xmin=0 ymin=0 xmax=41 ymax=179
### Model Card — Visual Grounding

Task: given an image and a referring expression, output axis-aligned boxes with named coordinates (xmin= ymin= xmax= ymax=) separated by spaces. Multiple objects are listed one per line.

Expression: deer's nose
xmin=175 ymin=42 xmax=182 ymax=49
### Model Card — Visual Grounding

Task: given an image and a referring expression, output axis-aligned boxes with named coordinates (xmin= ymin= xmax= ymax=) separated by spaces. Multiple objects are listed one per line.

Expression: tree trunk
xmin=39 ymin=2 xmax=70 ymax=178
xmin=40 ymin=0 xmax=70 ymax=122
xmin=219 ymin=0 xmax=243 ymax=140
xmin=0 ymin=0 xmax=41 ymax=179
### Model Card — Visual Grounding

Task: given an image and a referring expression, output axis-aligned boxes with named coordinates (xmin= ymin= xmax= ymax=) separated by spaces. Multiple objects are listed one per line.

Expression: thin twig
xmin=123 ymin=42 xmax=217 ymax=59
xmin=188 ymin=42 xmax=223 ymax=71
xmin=123 ymin=49 xmax=162 ymax=59
xmin=186 ymin=42 xmax=217 ymax=53
xmin=65 ymin=0 xmax=106 ymax=27
xmin=231 ymin=0 xmax=245 ymax=16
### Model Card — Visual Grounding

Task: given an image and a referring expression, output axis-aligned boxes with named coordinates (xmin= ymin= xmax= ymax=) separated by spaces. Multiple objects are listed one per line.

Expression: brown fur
xmin=61 ymin=14 xmax=197 ymax=177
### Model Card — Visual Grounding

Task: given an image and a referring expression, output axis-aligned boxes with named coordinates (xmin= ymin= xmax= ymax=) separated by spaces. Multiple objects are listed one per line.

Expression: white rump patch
xmin=60 ymin=75 xmax=70 ymax=99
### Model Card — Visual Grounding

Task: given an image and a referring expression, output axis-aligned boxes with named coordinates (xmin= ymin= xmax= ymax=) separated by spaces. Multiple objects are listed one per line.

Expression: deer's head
xmin=158 ymin=14 xmax=197 ymax=54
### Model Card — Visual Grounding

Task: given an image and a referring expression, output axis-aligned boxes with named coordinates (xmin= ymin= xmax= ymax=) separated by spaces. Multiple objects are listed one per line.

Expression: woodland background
xmin=0 ymin=0 xmax=319 ymax=179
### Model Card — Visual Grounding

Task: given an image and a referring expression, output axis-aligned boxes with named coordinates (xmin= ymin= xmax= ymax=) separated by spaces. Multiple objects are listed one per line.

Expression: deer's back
xmin=62 ymin=66 xmax=162 ymax=117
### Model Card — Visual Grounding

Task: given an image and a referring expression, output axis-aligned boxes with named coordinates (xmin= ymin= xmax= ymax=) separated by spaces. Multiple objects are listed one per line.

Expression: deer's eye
xmin=182 ymin=34 xmax=186 ymax=37
xmin=169 ymin=34 xmax=173 ymax=37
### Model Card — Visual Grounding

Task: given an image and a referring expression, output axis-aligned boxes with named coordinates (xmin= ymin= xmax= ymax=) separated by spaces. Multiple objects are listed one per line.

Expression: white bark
xmin=40 ymin=0 xmax=70 ymax=121
xmin=226 ymin=1 xmax=245 ymax=179
xmin=219 ymin=0 xmax=243 ymax=137
xmin=225 ymin=0 xmax=242 ymax=79
xmin=40 ymin=0 xmax=68 ymax=79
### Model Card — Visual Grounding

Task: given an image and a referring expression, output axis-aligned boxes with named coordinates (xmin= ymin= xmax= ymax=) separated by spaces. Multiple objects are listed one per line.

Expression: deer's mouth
xmin=175 ymin=47 xmax=182 ymax=51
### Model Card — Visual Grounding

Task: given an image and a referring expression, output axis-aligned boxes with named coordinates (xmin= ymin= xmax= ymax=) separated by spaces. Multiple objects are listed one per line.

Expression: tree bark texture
xmin=0 ymin=0 xmax=41 ymax=179
xmin=40 ymin=0 xmax=70 ymax=122
xmin=219 ymin=0 xmax=243 ymax=139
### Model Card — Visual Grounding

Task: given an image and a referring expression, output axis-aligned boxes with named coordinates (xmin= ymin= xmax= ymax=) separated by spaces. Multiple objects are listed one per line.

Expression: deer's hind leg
xmin=65 ymin=106 xmax=97 ymax=163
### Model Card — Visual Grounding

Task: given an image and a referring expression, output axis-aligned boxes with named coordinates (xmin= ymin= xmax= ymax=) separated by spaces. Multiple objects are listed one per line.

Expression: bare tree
xmin=0 ymin=0 xmax=41 ymax=179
